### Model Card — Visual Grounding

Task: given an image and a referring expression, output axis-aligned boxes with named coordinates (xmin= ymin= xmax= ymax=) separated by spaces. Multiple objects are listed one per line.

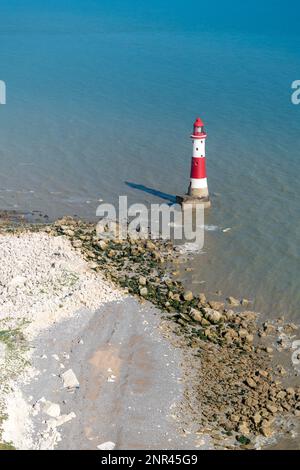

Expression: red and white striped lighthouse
xmin=188 ymin=117 xmax=209 ymax=199
xmin=176 ymin=116 xmax=211 ymax=208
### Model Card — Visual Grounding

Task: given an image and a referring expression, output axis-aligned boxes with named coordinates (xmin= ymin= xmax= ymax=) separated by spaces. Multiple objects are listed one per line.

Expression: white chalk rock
xmin=43 ymin=401 xmax=61 ymax=418
xmin=55 ymin=412 xmax=76 ymax=427
xmin=47 ymin=412 xmax=76 ymax=429
xmin=0 ymin=342 xmax=7 ymax=364
xmin=8 ymin=275 xmax=27 ymax=287
xmin=61 ymin=369 xmax=79 ymax=389
xmin=97 ymin=441 xmax=116 ymax=450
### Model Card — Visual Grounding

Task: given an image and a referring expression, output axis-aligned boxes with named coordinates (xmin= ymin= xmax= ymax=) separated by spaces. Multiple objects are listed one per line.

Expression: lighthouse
xmin=177 ymin=117 xmax=211 ymax=209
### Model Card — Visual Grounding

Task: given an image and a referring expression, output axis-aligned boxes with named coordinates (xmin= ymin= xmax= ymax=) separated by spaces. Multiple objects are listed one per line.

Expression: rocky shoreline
xmin=0 ymin=215 xmax=299 ymax=449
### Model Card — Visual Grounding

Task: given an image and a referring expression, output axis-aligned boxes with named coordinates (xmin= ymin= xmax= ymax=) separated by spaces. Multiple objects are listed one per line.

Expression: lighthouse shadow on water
xmin=125 ymin=181 xmax=177 ymax=206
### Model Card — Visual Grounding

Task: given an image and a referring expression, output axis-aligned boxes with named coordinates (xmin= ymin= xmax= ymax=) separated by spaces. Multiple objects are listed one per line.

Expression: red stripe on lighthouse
xmin=190 ymin=157 xmax=207 ymax=179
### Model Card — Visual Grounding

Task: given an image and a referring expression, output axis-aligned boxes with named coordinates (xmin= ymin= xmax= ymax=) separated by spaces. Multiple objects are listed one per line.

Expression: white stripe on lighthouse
xmin=190 ymin=177 xmax=208 ymax=189
xmin=192 ymin=139 xmax=205 ymax=157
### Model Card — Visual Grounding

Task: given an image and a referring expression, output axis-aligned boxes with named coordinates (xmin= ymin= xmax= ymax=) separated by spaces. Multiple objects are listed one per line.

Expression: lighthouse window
xmin=196 ymin=148 xmax=199 ymax=151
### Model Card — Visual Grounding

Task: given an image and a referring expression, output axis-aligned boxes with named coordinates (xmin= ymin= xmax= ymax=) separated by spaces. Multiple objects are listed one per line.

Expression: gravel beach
xmin=0 ymin=217 xmax=299 ymax=450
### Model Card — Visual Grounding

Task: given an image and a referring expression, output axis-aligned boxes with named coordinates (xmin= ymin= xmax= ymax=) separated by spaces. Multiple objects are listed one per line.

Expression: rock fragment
xmin=43 ymin=401 xmax=61 ymax=418
xmin=183 ymin=291 xmax=193 ymax=301
xmin=61 ymin=369 xmax=80 ymax=389
xmin=97 ymin=441 xmax=116 ymax=450
xmin=139 ymin=287 xmax=148 ymax=297
xmin=226 ymin=296 xmax=240 ymax=307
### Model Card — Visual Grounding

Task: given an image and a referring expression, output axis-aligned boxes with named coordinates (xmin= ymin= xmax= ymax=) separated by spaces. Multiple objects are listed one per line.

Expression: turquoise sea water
xmin=0 ymin=1 xmax=299 ymax=319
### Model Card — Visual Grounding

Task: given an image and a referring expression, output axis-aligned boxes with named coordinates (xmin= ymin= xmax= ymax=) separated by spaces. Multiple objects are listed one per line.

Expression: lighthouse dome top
xmin=194 ymin=117 xmax=204 ymax=127
xmin=191 ymin=116 xmax=207 ymax=139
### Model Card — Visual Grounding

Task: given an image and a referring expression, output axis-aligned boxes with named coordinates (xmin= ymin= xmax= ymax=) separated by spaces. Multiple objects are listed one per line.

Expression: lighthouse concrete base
xmin=176 ymin=195 xmax=211 ymax=210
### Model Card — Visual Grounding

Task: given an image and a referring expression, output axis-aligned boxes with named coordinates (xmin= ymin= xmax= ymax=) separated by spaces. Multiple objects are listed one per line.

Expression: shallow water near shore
xmin=0 ymin=1 xmax=299 ymax=322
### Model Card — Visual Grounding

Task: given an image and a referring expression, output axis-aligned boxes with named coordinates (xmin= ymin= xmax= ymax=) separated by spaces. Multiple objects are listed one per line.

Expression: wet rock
xmin=238 ymin=329 xmax=248 ymax=339
xmin=238 ymin=422 xmax=250 ymax=436
xmin=261 ymin=409 xmax=270 ymax=418
xmin=224 ymin=310 xmax=236 ymax=321
xmin=172 ymin=293 xmax=181 ymax=302
xmin=245 ymin=334 xmax=254 ymax=343
xmin=261 ymin=420 xmax=274 ymax=437
xmin=146 ymin=240 xmax=156 ymax=251
xmin=105 ymin=220 xmax=119 ymax=236
xmin=276 ymin=390 xmax=286 ymax=400
xmin=203 ymin=308 xmax=222 ymax=324
xmin=258 ymin=370 xmax=269 ymax=378
xmin=241 ymin=311 xmax=257 ymax=321
xmin=183 ymin=291 xmax=193 ymax=301
xmin=189 ymin=308 xmax=203 ymax=323
xmin=138 ymin=276 xmax=147 ymax=286
xmin=263 ymin=323 xmax=276 ymax=335
xmin=180 ymin=312 xmax=192 ymax=322
xmin=245 ymin=377 xmax=257 ymax=389
xmin=59 ymin=225 xmax=69 ymax=232
xmin=96 ymin=222 xmax=105 ymax=235
xmin=266 ymin=403 xmax=278 ymax=414
xmin=265 ymin=347 xmax=273 ymax=354
xmin=227 ymin=296 xmax=240 ymax=307
xmin=98 ymin=240 xmax=108 ymax=250
xmin=281 ymin=402 xmax=292 ymax=411
xmin=230 ymin=414 xmax=240 ymax=423
xmin=64 ymin=229 xmax=75 ymax=237
xmin=277 ymin=365 xmax=287 ymax=376
xmin=252 ymin=413 xmax=262 ymax=426
xmin=208 ymin=301 xmax=224 ymax=311
xmin=88 ymin=261 xmax=98 ymax=270
xmin=224 ymin=329 xmax=238 ymax=343
xmin=139 ymin=287 xmax=148 ymax=297
xmin=72 ymin=240 xmax=83 ymax=248
xmin=282 ymin=323 xmax=298 ymax=334
xmin=200 ymin=318 xmax=211 ymax=327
